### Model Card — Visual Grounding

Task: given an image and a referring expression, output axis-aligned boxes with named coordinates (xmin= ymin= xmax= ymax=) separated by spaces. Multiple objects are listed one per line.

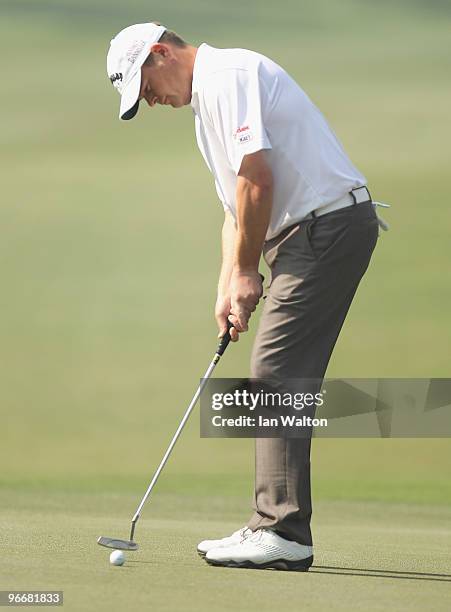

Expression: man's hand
xmin=228 ymin=269 xmax=263 ymax=341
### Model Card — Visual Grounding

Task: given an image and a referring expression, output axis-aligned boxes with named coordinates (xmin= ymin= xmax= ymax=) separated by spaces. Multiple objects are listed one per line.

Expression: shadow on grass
xmin=311 ymin=565 xmax=451 ymax=582
xmin=127 ymin=560 xmax=451 ymax=580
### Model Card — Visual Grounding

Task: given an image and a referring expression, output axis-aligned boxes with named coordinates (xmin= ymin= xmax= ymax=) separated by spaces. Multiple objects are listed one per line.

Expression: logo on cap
xmin=126 ymin=40 xmax=146 ymax=64
xmin=109 ymin=73 xmax=123 ymax=85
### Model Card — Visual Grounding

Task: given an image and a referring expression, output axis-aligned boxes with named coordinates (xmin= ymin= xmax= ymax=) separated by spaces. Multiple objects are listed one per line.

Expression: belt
xmin=306 ymin=186 xmax=372 ymax=220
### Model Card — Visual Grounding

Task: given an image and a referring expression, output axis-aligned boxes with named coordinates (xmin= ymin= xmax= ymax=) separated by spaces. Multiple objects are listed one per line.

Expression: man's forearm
xmin=216 ymin=151 xmax=273 ymax=339
xmin=218 ymin=211 xmax=236 ymax=297
xmin=234 ymin=175 xmax=273 ymax=272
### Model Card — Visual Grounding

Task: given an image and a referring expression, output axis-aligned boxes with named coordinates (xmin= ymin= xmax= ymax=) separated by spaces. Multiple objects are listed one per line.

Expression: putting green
xmin=1 ymin=488 xmax=450 ymax=612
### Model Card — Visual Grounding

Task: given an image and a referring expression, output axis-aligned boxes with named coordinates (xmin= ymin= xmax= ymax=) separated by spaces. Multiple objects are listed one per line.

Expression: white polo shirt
xmin=190 ymin=43 xmax=367 ymax=240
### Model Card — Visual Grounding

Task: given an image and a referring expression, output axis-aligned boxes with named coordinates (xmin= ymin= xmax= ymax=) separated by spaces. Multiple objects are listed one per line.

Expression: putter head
xmin=97 ymin=536 xmax=138 ymax=551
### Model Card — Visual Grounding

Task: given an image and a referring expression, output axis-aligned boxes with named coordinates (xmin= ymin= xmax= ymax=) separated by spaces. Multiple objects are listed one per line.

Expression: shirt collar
xmin=191 ymin=43 xmax=211 ymax=100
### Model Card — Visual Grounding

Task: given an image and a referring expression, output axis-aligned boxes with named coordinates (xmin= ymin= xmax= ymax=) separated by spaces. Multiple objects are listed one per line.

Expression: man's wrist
xmin=232 ymin=265 xmax=259 ymax=276
xmin=216 ymin=290 xmax=231 ymax=301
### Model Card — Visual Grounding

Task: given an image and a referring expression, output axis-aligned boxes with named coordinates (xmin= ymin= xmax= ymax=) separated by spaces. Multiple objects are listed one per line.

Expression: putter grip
xmin=216 ymin=320 xmax=234 ymax=356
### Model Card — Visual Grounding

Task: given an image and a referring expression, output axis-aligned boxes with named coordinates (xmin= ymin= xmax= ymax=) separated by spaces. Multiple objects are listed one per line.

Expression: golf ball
xmin=110 ymin=550 xmax=125 ymax=566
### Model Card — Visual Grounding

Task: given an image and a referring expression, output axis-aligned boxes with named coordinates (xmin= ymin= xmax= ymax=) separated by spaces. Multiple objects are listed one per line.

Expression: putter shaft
xmin=128 ymin=327 xmax=232 ymax=541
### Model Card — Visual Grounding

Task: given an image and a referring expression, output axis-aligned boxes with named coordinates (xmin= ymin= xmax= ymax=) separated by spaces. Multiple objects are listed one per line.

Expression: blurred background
xmin=1 ymin=0 xmax=450 ymax=509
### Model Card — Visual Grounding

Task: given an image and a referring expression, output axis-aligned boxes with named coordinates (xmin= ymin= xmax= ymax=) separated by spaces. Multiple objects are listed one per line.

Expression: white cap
xmin=107 ymin=23 xmax=167 ymax=120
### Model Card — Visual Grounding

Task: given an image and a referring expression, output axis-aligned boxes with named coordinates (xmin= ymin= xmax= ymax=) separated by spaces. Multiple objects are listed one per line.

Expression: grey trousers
xmin=247 ymin=200 xmax=379 ymax=545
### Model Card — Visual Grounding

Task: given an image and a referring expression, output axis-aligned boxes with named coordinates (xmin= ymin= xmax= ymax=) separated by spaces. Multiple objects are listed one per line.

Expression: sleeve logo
xmin=233 ymin=125 xmax=253 ymax=145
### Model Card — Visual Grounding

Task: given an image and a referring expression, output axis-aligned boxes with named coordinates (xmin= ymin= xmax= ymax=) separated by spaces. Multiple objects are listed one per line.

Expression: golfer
xmin=107 ymin=22 xmax=380 ymax=571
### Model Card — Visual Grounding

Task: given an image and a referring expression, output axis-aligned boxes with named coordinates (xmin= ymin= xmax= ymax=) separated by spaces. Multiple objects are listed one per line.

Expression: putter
xmin=97 ymin=322 xmax=235 ymax=551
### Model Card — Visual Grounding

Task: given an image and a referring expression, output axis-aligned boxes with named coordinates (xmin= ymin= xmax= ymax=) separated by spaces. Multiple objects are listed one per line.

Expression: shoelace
xmin=372 ymin=201 xmax=391 ymax=232
xmin=246 ymin=529 xmax=265 ymax=544
xmin=239 ymin=527 xmax=253 ymax=543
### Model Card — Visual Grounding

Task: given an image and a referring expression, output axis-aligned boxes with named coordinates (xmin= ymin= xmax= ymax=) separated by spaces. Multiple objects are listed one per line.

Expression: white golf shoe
xmin=197 ymin=526 xmax=252 ymax=557
xmin=205 ymin=528 xmax=314 ymax=571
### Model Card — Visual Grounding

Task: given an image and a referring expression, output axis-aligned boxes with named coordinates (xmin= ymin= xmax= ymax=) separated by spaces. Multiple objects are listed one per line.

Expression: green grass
xmin=1 ymin=1 xmax=450 ymax=609
xmin=1 ymin=489 xmax=450 ymax=612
